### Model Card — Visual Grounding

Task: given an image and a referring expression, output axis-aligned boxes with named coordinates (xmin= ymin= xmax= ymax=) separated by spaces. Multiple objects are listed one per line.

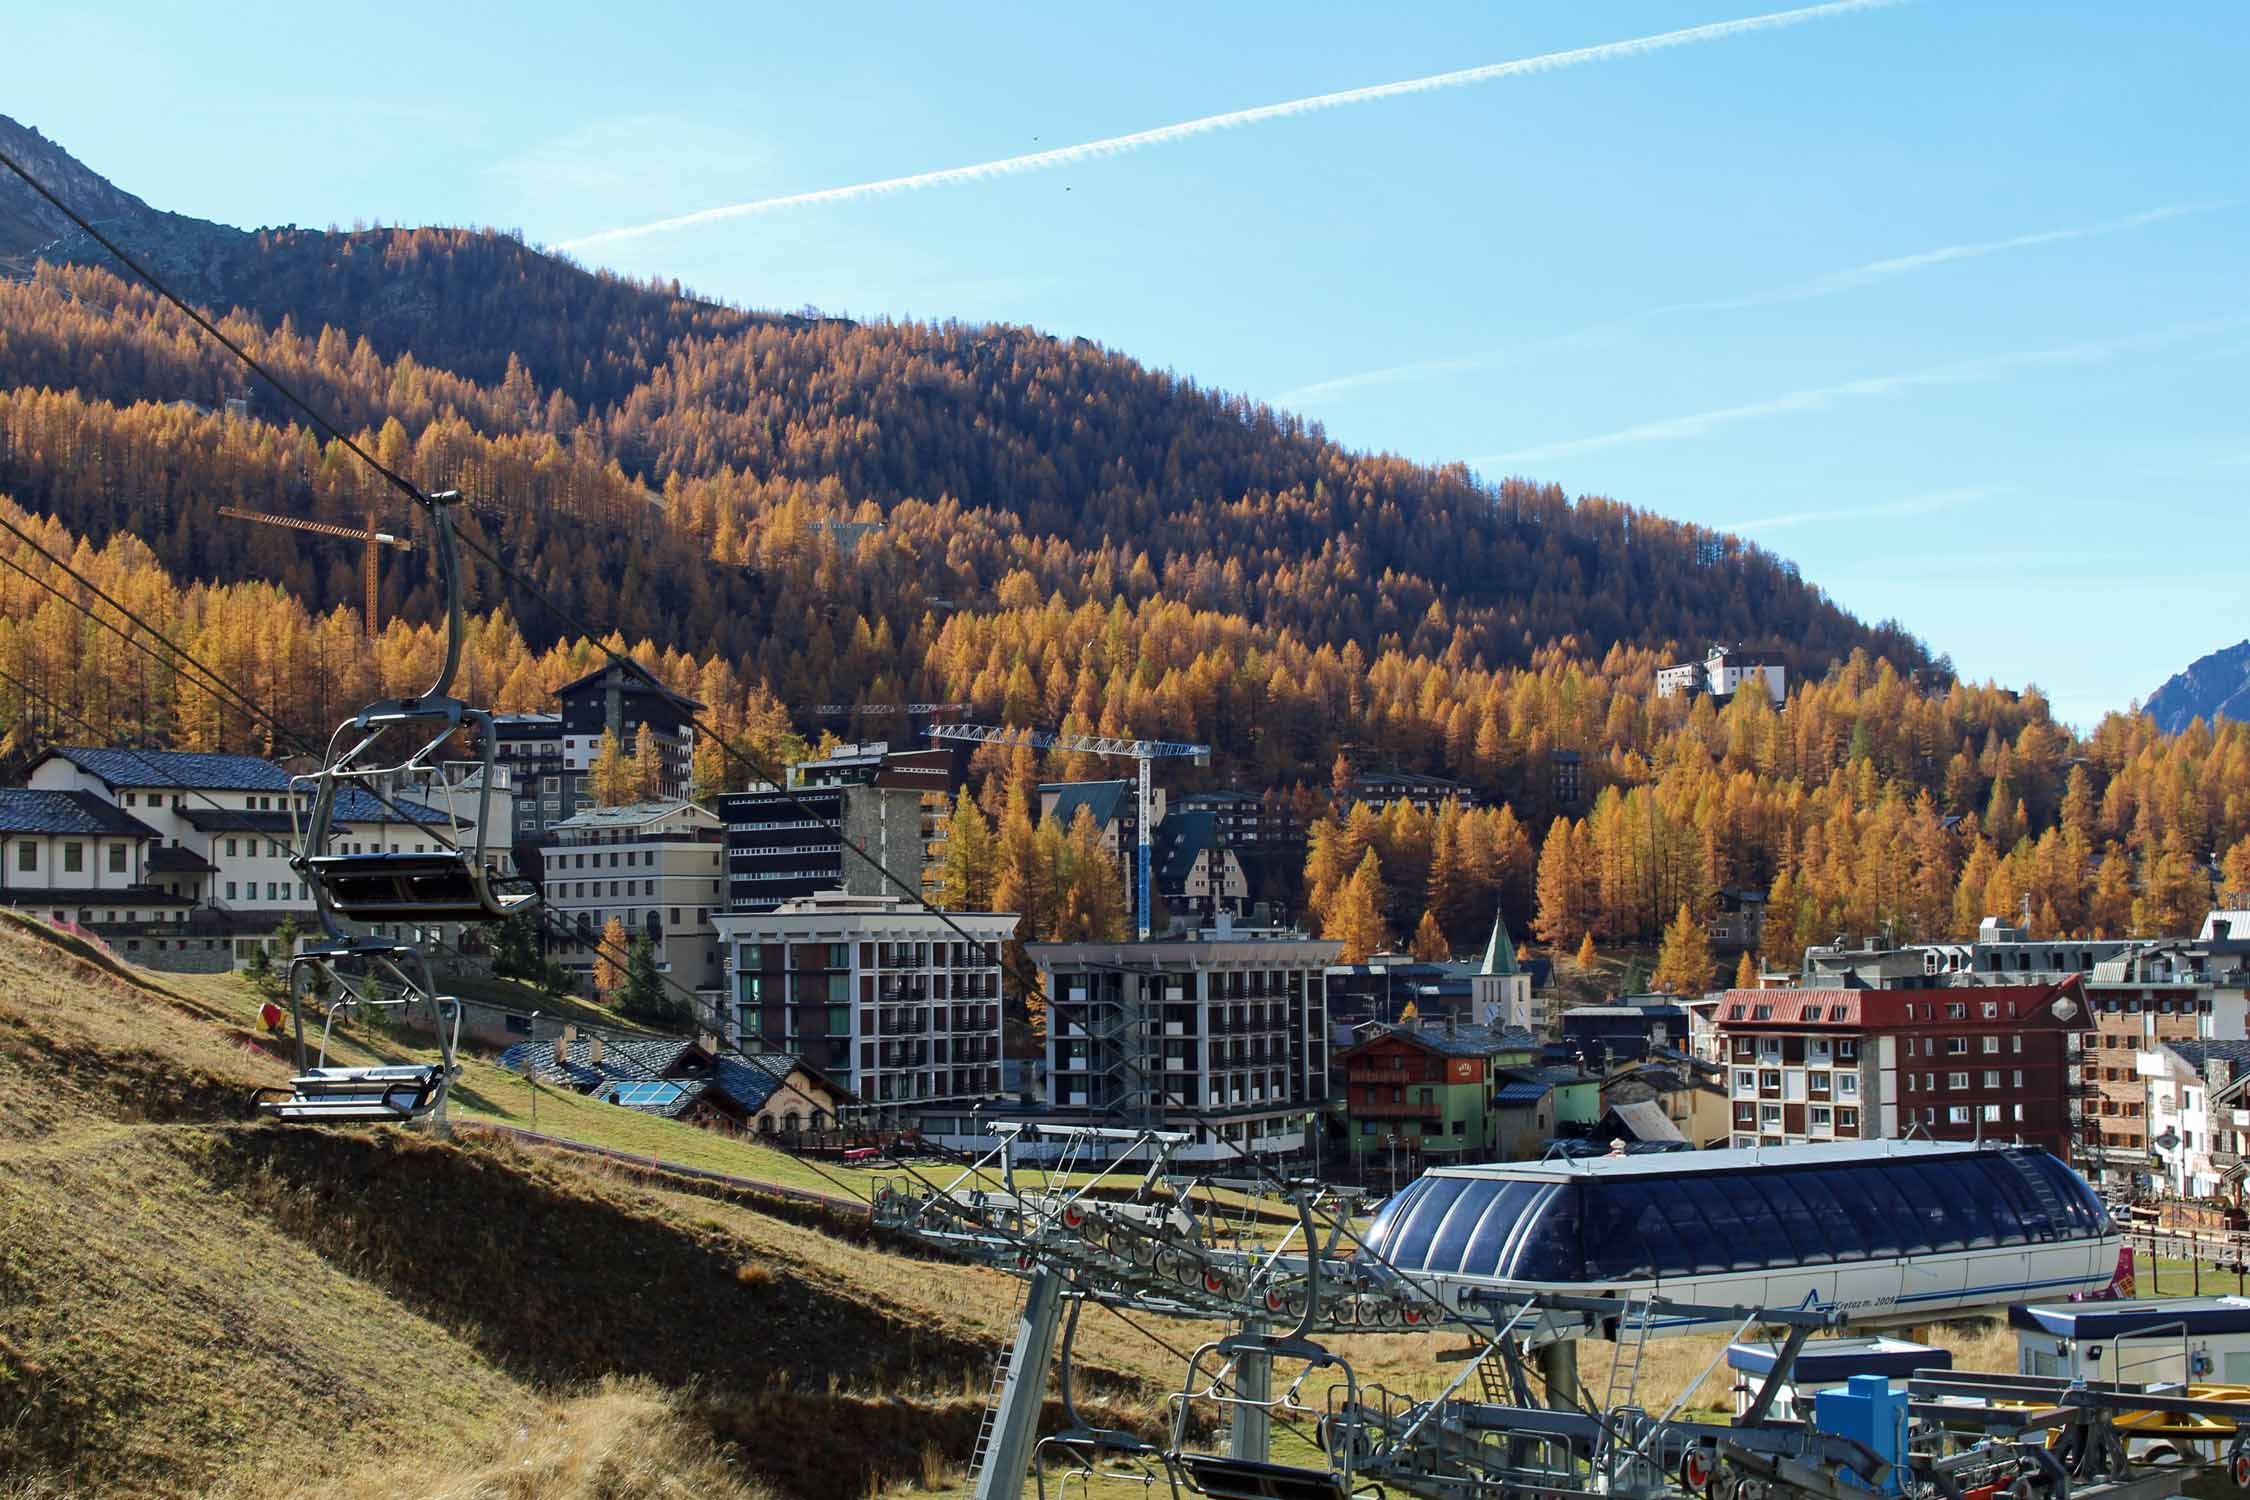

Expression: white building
xmin=2137 ymin=1040 xmax=2250 ymax=1200
xmin=0 ymin=789 xmax=192 ymax=933
xmin=714 ymin=891 xmax=1013 ymax=1116
xmin=25 ymin=746 xmax=460 ymax=963
xmin=540 ymin=800 xmax=726 ymax=1004
xmin=1654 ymin=646 xmax=1787 ymax=706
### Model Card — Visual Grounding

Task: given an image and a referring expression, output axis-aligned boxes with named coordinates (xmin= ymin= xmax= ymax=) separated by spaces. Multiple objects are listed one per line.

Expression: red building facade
xmin=1716 ymin=979 xmax=2091 ymax=1161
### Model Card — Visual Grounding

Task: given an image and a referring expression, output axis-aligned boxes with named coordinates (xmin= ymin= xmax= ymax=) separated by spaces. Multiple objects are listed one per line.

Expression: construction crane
xmin=811 ymin=701 xmax=970 ymax=716
xmin=217 ymin=506 xmax=411 ymax=639
xmin=926 ymin=723 xmax=1210 ymax=941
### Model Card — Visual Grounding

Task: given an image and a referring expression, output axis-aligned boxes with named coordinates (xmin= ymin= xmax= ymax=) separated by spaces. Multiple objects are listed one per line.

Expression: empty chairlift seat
xmin=257 ymin=1063 xmax=451 ymax=1122
xmin=1172 ymin=1455 xmax=1351 ymax=1500
xmin=305 ymin=847 xmax=533 ymax=922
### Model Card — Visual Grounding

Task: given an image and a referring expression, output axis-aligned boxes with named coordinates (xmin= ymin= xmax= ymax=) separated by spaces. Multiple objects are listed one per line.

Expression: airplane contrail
xmin=559 ymin=0 xmax=1902 ymax=252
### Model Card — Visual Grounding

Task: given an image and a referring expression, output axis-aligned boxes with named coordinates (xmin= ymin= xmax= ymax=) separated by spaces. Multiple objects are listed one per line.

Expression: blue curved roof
xmin=1362 ymin=1143 xmax=2107 ymax=1284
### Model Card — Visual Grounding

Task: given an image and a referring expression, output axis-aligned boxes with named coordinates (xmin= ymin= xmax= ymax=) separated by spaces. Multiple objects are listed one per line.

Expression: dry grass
xmin=216 ymin=1379 xmax=775 ymax=1500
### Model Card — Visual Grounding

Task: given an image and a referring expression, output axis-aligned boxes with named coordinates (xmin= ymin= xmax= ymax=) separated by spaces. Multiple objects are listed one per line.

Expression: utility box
xmin=1812 ymin=1373 xmax=1909 ymax=1495
xmin=2012 ymin=1297 xmax=2250 ymax=1385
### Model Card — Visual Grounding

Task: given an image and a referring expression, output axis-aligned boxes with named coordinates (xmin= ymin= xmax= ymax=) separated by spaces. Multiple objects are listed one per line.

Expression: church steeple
xmin=1479 ymin=914 xmax=1520 ymax=977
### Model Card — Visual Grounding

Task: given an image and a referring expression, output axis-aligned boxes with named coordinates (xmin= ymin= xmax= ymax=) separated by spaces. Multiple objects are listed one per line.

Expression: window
xmin=1803 ymin=1006 xmax=1823 ymax=1023
xmin=2013 ymin=1070 xmax=2024 ymax=1087
xmin=225 ymin=838 xmax=238 ymax=857
xmin=1982 ymin=1001 xmax=1999 ymax=1019
xmin=1946 ymin=1002 xmax=1967 ymax=1019
xmin=1949 ymin=1106 xmax=1972 ymax=1124
xmin=1984 ymin=1071 xmax=2001 ymax=1087
xmin=2012 ymin=1036 xmax=2023 ymax=1054
xmin=1837 ymin=1040 xmax=1857 ymax=1061
xmin=1735 ymin=1070 xmax=1756 ymax=1093
xmin=1760 ymin=1105 xmax=1782 ymax=1125
xmin=1752 ymin=1005 xmax=1773 ymax=1020
xmin=62 ymin=842 xmax=82 ymax=873
xmin=107 ymin=843 xmax=126 ymax=873
xmin=1810 ymin=1105 xmax=1832 ymax=1127
xmin=1838 ymin=1073 xmax=1858 ymax=1097
xmin=1982 ymin=1036 xmax=2000 ymax=1053
xmin=1983 ymin=1104 xmax=2002 ymax=1122
xmin=16 ymin=843 xmax=34 ymax=872
xmin=1948 ymin=1072 xmax=1969 ymax=1090
xmin=225 ymin=881 xmax=237 ymax=900
xmin=1760 ymin=1070 xmax=1781 ymax=1089
xmin=1837 ymin=1108 xmax=1859 ymax=1131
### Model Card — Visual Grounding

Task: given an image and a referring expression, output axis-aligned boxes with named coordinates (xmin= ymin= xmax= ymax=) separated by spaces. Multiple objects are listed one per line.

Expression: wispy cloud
xmin=1472 ymin=313 xmax=2250 ymax=468
xmin=559 ymin=0 xmax=1899 ymax=252
xmin=1717 ymin=483 xmax=2002 ymax=534
xmin=1681 ymin=201 xmax=2224 ymax=311
xmin=1281 ymin=201 xmax=2222 ymax=404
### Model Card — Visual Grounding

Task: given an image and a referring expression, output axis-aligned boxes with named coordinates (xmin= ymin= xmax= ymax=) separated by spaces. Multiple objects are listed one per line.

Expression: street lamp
xmin=526 ymin=1009 xmax=542 ymax=1128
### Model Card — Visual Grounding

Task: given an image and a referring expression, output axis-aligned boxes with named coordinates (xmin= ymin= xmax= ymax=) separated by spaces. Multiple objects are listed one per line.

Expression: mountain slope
xmin=2145 ymin=639 xmax=2250 ymax=733
xmin=0 ymin=111 xmax=1923 ymax=695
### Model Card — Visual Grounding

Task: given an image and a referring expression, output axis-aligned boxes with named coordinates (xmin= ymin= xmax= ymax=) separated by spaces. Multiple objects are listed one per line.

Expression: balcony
xmin=1354 ymin=1100 xmax=1442 ymax=1121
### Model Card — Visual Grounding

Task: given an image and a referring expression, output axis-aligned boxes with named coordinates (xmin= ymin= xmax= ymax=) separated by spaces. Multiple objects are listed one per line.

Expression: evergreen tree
xmin=594 ymin=916 xmax=629 ymax=995
xmin=1324 ymin=850 xmax=1388 ymax=963
xmin=491 ymin=909 xmax=544 ymax=982
xmin=1734 ymin=949 xmax=1758 ymax=989
xmin=1409 ymin=910 xmax=1450 ymax=962
xmin=616 ymin=936 xmax=679 ymax=1025
xmin=1533 ymin=816 xmax=1586 ymax=948
xmin=629 ymin=721 xmax=664 ymax=800
xmin=1652 ymin=901 xmax=1714 ymax=994
xmin=938 ymin=787 xmax=998 ymax=910
xmin=1574 ymin=931 xmax=1598 ymax=969
xmin=589 ymin=729 xmax=633 ymax=805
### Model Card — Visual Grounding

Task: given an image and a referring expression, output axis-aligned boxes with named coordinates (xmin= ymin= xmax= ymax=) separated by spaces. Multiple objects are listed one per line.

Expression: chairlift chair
xmin=260 ymin=493 xmax=507 ymax=1127
xmin=255 ymin=936 xmax=461 ymax=1124
xmin=289 ymin=493 xmax=532 ymax=928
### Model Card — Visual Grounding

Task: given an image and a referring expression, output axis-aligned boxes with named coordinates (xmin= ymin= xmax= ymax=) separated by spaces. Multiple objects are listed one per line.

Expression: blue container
xmin=1812 ymin=1373 xmax=1908 ymax=1495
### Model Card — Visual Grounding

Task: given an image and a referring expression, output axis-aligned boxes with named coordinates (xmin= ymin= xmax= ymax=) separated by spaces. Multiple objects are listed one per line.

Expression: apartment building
xmin=1174 ymin=789 xmax=1304 ymax=854
xmin=2138 ymin=1041 xmax=2250 ymax=1200
xmin=2080 ymin=943 xmax=2250 ymax=1188
xmin=1716 ymin=980 xmax=2091 ymax=1159
xmin=1031 ymin=935 xmax=1338 ymax=1166
xmin=540 ymin=801 xmax=726 ymax=1004
xmin=1336 ymin=1019 xmax=1546 ymax=1169
xmin=714 ymin=891 xmax=1012 ymax=1116
xmin=718 ymin=743 xmax=956 ymax=912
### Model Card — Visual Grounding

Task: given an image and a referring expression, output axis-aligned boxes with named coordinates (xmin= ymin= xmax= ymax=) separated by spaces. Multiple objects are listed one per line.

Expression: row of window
xmin=1366 ymin=1150 xmax=2107 ymax=1282
xmin=223 ymin=882 xmax=308 ymax=903
xmin=1904 ymin=1070 xmax=2029 ymax=1092
xmin=14 ymin=841 xmax=132 ymax=874
xmin=1735 ymin=1104 xmax=1862 ymax=1130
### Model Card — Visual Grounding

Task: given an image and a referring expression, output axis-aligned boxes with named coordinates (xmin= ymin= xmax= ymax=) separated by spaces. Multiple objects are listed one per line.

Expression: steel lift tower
xmin=925 ymin=723 xmax=1210 ymax=941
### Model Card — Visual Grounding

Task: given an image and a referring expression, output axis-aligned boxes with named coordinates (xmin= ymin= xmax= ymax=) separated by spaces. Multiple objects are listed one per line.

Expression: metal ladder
xmin=1601 ymin=1298 xmax=1656 ymax=1413
xmin=1475 ymin=1349 xmax=1511 ymax=1406
xmin=970 ymin=1276 xmax=1033 ymax=1480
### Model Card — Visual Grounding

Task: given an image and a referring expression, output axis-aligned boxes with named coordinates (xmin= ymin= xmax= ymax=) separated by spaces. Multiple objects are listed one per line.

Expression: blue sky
xmin=11 ymin=1 xmax=2245 ymax=727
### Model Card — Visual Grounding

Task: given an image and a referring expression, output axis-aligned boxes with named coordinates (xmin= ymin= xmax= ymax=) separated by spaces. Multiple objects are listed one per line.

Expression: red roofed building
xmin=1715 ymin=979 xmax=2092 ymax=1161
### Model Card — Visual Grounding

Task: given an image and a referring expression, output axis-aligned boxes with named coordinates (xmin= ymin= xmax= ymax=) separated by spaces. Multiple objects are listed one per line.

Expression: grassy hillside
xmin=0 ymin=917 xmax=1176 ymax=1499
xmin=0 ymin=913 xmax=2127 ymax=1500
